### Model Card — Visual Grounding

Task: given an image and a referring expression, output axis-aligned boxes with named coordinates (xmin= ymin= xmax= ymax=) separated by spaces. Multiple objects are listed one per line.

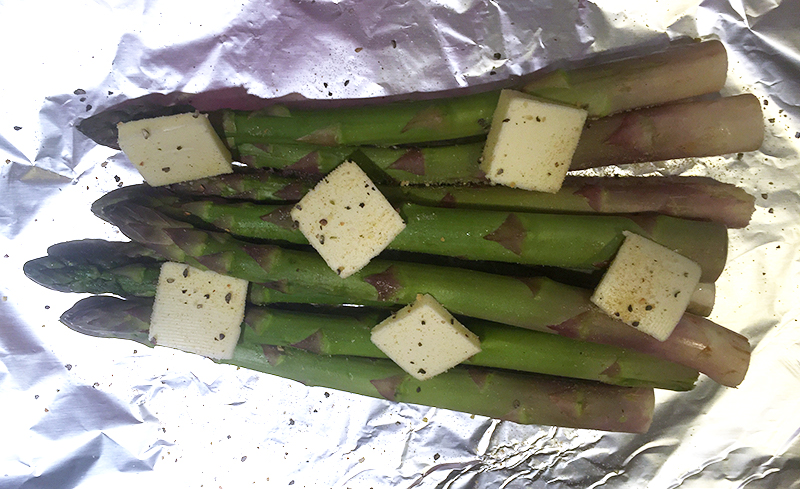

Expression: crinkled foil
xmin=1 ymin=1 xmax=799 ymax=487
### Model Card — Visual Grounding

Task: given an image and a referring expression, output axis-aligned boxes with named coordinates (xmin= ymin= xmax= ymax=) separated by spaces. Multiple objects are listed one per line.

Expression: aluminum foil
xmin=1 ymin=0 xmax=799 ymax=487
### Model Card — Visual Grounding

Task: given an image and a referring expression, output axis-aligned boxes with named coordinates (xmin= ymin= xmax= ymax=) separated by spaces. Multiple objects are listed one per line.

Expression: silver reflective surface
xmin=1 ymin=1 xmax=799 ymax=487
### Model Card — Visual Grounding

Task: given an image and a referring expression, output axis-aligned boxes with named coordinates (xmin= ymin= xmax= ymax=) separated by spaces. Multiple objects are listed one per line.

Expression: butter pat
xmin=371 ymin=294 xmax=481 ymax=380
xmin=291 ymin=161 xmax=406 ymax=278
xmin=480 ymin=90 xmax=587 ymax=193
xmin=117 ymin=112 xmax=233 ymax=186
xmin=149 ymin=262 xmax=248 ymax=359
xmin=590 ymin=232 xmax=702 ymax=341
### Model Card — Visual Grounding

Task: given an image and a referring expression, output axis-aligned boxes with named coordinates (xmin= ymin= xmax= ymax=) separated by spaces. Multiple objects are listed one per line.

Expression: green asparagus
xmin=181 ymin=199 xmax=728 ymax=282
xmin=570 ymin=94 xmax=764 ymax=170
xmin=220 ymin=41 xmax=728 ymax=151
xmin=96 ymin=200 xmax=750 ymax=387
xmin=242 ymin=306 xmax=699 ymax=390
xmin=168 ymin=172 xmax=756 ymax=229
xmin=521 ymin=39 xmax=727 ymax=117
xmin=61 ymin=295 xmax=656 ymax=433
xmin=23 ymin=239 xmax=162 ymax=296
xmin=236 ymin=141 xmax=487 ymax=184
xmin=235 ymin=94 xmax=762 ymax=184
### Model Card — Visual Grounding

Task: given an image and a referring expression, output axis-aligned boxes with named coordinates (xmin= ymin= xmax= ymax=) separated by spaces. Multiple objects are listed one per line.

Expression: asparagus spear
xmin=171 ymin=169 xmax=317 ymax=202
xmin=57 ymin=294 xmax=697 ymax=390
xmin=235 ymin=95 xmax=762 ymax=183
xmin=22 ymin=238 xmax=717 ymax=318
xmin=521 ymin=39 xmax=727 ymax=117
xmin=236 ymin=141 xmax=487 ymax=184
xmin=381 ymin=176 xmax=756 ymax=229
xmin=570 ymin=94 xmax=764 ymax=170
xmin=222 ymin=91 xmax=499 ymax=147
xmin=221 ymin=41 xmax=727 ymax=150
xmin=169 ymin=172 xmax=755 ymax=229
xmin=23 ymin=239 xmax=162 ymax=296
xmin=97 ymin=201 xmax=750 ymax=387
xmin=242 ymin=306 xmax=699 ymax=390
xmin=180 ymin=199 xmax=728 ymax=282
xmin=61 ymin=295 xmax=656 ymax=433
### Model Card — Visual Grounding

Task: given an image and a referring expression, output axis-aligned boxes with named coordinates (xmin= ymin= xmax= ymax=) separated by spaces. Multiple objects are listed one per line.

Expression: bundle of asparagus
xmin=30 ymin=39 xmax=761 ymax=433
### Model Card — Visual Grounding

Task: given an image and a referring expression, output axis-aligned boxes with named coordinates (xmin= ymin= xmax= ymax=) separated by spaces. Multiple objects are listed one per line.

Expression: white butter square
xmin=591 ymin=232 xmax=702 ymax=341
xmin=290 ymin=161 xmax=406 ymax=278
xmin=149 ymin=262 xmax=248 ymax=359
xmin=118 ymin=112 xmax=233 ymax=186
xmin=371 ymin=294 xmax=481 ymax=380
xmin=480 ymin=90 xmax=587 ymax=193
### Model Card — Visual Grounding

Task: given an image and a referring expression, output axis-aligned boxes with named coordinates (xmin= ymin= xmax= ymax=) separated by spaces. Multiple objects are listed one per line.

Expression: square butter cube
xmin=149 ymin=262 xmax=248 ymax=359
xmin=480 ymin=90 xmax=587 ymax=193
xmin=371 ymin=294 xmax=481 ymax=380
xmin=291 ymin=161 xmax=406 ymax=278
xmin=591 ymin=232 xmax=702 ymax=341
xmin=118 ymin=112 xmax=233 ymax=186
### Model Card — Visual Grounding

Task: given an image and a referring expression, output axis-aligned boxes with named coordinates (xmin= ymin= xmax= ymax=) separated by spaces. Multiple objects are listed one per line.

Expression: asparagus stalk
xmin=24 ymin=258 xmax=160 ymax=297
xmin=236 ymin=141 xmax=487 ymax=184
xmin=242 ymin=306 xmax=699 ymax=391
xmin=57 ymin=294 xmax=697 ymax=390
xmin=181 ymin=199 xmax=728 ymax=282
xmin=22 ymin=239 xmax=717 ymax=317
xmin=381 ymin=176 xmax=756 ymax=229
xmin=570 ymin=94 xmax=764 ymax=169
xmin=168 ymin=172 xmax=755 ymax=229
xmin=23 ymin=239 xmax=162 ymax=296
xmin=170 ymin=170 xmax=317 ymax=202
xmin=61 ymin=295 xmax=656 ymax=433
xmin=521 ymin=39 xmax=728 ymax=117
xmin=222 ymin=91 xmax=499 ymax=147
xmin=221 ymin=41 xmax=727 ymax=150
xmin=97 ymin=201 xmax=750 ymax=387
xmin=235 ymin=94 xmax=762 ymax=183
xmin=60 ymin=295 xmax=154 ymax=345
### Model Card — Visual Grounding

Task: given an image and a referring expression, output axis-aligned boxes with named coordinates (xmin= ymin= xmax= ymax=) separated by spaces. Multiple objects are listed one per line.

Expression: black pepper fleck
xmin=225 ymin=292 xmax=232 ymax=303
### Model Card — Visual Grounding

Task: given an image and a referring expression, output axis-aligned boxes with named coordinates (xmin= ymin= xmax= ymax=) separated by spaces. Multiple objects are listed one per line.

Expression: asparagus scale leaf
xmin=61 ymin=296 xmax=656 ymax=433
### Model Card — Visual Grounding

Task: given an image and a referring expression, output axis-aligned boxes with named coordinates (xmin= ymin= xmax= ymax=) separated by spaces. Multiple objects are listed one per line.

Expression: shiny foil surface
xmin=1 ymin=1 xmax=799 ymax=487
